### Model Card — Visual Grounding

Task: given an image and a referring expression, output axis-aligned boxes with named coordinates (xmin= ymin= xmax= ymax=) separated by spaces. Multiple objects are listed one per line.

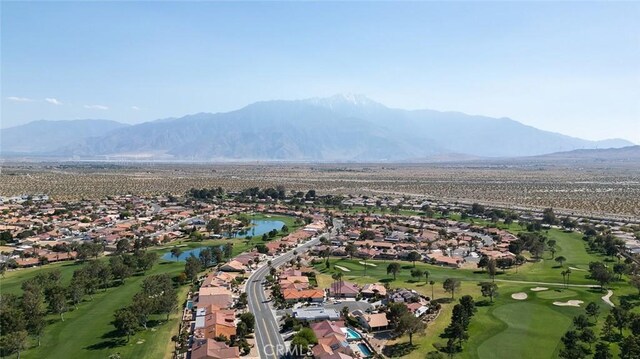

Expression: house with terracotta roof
xmin=202 ymin=271 xmax=237 ymax=288
xmin=310 ymin=320 xmax=354 ymax=358
xmin=219 ymin=260 xmax=246 ymax=272
xmin=279 ymin=275 xmax=310 ymax=290
xmin=233 ymin=252 xmax=261 ymax=266
xmin=14 ymin=257 xmax=39 ymax=267
xmin=427 ymin=253 xmax=464 ymax=268
xmin=328 ymin=281 xmax=359 ymax=298
xmin=283 ymin=288 xmax=325 ymax=303
xmin=352 ymin=311 xmax=389 ymax=332
xmin=198 ymin=309 xmax=237 ymax=340
xmin=361 ymin=283 xmax=387 ymax=298
xmin=265 ymin=240 xmax=286 ymax=255
xmin=191 ymin=339 xmax=240 ymax=359
xmin=197 ymin=287 xmax=234 ymax=309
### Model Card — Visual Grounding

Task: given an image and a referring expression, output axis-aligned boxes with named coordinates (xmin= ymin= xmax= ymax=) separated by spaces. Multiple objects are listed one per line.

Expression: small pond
xmin=161 ymin=219 xmax=285 ymax=262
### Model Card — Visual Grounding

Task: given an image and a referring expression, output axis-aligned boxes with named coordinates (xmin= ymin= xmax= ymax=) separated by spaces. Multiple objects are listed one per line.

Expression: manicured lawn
xmin=475 ymin=301 xmax=572 ymax=358
xmin=3 ymin=259 xmax=186 ymax=359
xmin=502 ymin=229 xmax=604 ymax=284
xmin=313 ymin=225 xmax=631 ymax=359
xmin=317 ymin=228 xmax=606 ymax=286
xmin=2 ymin=260 xmax=80 ymax=295
xmin=0 ymin=213 xmax=300 ymax=359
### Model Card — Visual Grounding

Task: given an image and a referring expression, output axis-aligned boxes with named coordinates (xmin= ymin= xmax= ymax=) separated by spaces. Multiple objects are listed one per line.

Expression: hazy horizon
xmin=2 ymin=1 xmax=639 ymax=143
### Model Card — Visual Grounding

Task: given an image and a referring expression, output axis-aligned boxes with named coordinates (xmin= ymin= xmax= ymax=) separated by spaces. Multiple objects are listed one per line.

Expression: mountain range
xmin=1 ymin=94 xmax=634 ymax=161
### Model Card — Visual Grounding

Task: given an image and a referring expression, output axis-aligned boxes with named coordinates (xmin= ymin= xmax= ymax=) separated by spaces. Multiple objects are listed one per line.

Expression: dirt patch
xmin=530 ymin=287 xmax=548 ymax=292
xmin=553 ymin=300 xmax=584 ymax=307
xmin=511 ymin=292 xmax=528 ymax=300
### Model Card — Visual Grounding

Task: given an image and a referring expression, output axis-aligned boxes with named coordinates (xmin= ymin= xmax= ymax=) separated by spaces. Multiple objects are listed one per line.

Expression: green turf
xmin=475 ymin=302 xmax=572 ymax=359
xmin=535 ymin=289 xmax=579 ymax=299
xmin=9 ymin=260 xmax=186 ymax=359
xmin=313 ymin=224 xmax=633 ymax=359
xmin=0 ymin=213 xmax=300 ymax=359
xmin=317 ymin=228 xmax=607 ymax=286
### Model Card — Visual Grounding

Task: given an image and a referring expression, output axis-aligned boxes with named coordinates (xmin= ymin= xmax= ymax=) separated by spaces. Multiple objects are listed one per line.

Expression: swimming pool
xmin=345 ymin=328 xmax=362 ymax=340
xmin=357 ymin=343 xmax=373 ymax=357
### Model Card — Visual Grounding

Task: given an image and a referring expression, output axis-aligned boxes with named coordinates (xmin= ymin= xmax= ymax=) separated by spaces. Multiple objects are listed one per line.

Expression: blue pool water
xmin=358 ymin=343 xmax=373 ymax=357
xmin=161 ymin=219 xmax=285 ymax=262
xmin=346 ymin=328 xmax=362 ymax=340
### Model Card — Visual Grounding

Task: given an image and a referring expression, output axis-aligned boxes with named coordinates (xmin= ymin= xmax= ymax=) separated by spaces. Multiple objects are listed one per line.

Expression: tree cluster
xmin=112 ymin=274 xmax=178 ymax=341
xmin=386 ymin=302 xmax=426 ymax=345
xmin=188 ymin=187 xmax=225 ymax=200
xmin=441 ymin=295 xmax=477 ymax=355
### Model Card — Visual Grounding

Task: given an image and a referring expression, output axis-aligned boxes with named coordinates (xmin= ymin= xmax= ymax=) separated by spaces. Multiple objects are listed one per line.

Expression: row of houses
xmin=189 ymin=269 xmax=243 ymax=359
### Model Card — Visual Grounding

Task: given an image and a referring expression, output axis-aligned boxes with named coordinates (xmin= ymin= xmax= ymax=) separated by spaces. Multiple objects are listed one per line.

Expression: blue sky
xmin=2 ymin=1 xmax=639 ymax=143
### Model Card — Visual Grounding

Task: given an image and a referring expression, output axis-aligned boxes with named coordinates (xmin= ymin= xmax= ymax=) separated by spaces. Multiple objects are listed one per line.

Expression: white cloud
xmin=84 ymin=104 xmax=109 ymax=110
xmin=131 ymin=106 xmax=140 ymax=111
xmin=45 ymin=98 xmax=62 ymax=105
xmin=6 ymin=96 xmax=35 ymax=102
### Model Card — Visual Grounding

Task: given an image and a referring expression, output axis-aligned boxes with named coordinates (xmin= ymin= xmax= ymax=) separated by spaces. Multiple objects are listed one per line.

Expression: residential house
xmin=219 ymin=260 xmax=246 ymax=272
xmin=352 ymin=311 xmax=389 ymax=332
xmin=310 ymin=320 xmax=354 ymax=358
xmin=197 ymin=287 xmax=234 ymax=309
xmin=329 ymin=281 xmax=359 ymax=298
xmin=199 ymin=309 xmax=237 ymax=340
xmin=191 ymin=339 xmax=240 ymax=359
xmin=283 ymin=288 xmax=325 ymax=303
xmin=361 ymin=283 xmax=387 ymax=298
xmin=293 ymin=307 xmax=341 ymax=322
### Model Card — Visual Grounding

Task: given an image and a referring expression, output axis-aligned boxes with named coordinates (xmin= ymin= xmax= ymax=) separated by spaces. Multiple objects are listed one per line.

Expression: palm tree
xmin=362 ymin=254 xmax=371 ymax=277
xmin=429 ymin=280 xmax=435 ymax=300
xmin=565 ymin=268 xmax=572 ymax=288
xmin=561 ymin=270 xmax=567 ymax=288
xmin=424 ymin=270 xmax=430 ymax=284
xmin=332 ymin=272 xmax=344 ymax=297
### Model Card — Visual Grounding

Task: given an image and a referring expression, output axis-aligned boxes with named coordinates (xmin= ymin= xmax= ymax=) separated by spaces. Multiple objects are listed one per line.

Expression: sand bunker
xmin=553 ymin=300 xmax=584 ymax=307
xmin=334 ymin=265 xmax=351 ymax=272
xmin=511 ymin=292 xmax=528 ymax=300
xmin=359 ymin=261 xmax=377 ymax=267
xmin=531 ymin=287 xmax=549 ymax=292
xmin=602 ymin=290 xmax=615 ymax=307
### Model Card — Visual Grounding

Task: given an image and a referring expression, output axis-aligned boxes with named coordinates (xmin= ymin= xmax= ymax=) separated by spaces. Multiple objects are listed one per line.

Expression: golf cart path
xmin=602 ymin=290 xmax=615 ymax=307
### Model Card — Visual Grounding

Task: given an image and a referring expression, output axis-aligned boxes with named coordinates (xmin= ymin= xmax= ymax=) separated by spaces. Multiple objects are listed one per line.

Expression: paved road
xmin=247 ymin=219 xmax=342 ymax=359
xmin=247 ymin=236 xmax=321 ymax=359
